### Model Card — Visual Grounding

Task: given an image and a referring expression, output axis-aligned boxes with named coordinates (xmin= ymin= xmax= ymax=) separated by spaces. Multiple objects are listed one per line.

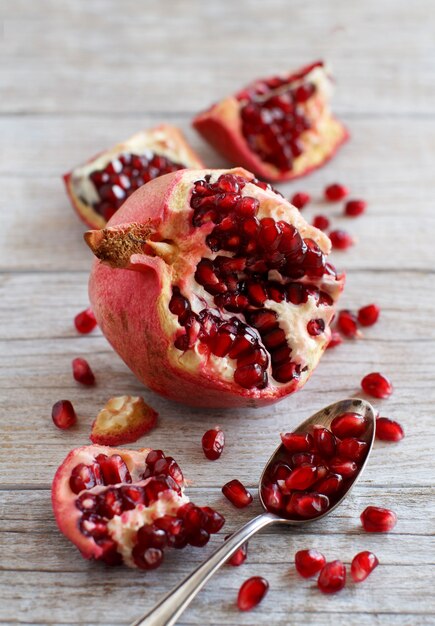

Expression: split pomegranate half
xmin=63 ymin=125 xmax=203 ymax=228
xmin=193 ymin=62 xmax=348 ymax=182
xmin=52 ymin=445 xmax=224 ymax=568
xmin=85 ymin=168 xmax=344 ymax=408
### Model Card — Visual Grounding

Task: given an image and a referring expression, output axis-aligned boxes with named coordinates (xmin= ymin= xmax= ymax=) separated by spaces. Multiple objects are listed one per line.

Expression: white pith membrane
xmin=150 ymin=169 xmax=343 ymax=392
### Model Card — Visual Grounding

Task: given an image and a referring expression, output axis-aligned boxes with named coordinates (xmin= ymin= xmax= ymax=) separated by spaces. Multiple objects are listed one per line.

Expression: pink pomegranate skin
xmin=88 ymin=168 xmax=343 ymax=408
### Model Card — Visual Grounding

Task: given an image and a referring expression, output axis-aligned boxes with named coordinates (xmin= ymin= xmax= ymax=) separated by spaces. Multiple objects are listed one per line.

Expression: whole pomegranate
xmin=85 ymin=168 xmax=344 ymax=408
xmin=64 ymin=125 xmax=203 ymax=228
xmin=193 ymin=61 xmax=348 ymax=182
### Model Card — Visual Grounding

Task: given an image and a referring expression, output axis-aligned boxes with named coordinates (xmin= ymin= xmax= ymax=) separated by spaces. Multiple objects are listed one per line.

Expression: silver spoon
xmin=131 ymin=398 xmax=375 ymax=626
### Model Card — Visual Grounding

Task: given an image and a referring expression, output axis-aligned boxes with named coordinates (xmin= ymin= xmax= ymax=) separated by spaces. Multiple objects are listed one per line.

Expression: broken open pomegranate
xmin=85 ymin=168 xmax=344 ymax=408
xmin=52 ymin=445 xmax=224 ymax=568
xmin=193 ymin=62 xmax=348 ymax=182
xmin=63 ymin=125 xmax=203 ymax=229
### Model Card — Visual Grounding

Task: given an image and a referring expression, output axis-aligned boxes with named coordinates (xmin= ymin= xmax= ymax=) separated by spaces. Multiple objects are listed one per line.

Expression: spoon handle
xmin=131 ymin=512 xmax=277 ymax=626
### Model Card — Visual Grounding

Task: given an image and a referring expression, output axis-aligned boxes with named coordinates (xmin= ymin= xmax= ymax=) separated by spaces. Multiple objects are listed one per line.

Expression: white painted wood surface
xmin=1 ymin=1 xmax=434 ymax=624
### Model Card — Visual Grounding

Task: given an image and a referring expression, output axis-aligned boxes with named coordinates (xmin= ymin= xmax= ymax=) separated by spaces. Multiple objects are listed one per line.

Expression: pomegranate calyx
xmin=84 ymin=222 xmax=161 ymax=268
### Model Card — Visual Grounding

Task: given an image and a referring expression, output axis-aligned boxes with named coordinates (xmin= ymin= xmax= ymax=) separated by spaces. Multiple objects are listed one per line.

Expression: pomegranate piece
xmin=361 ymin=372 xmax=393 ymax=399
xmin=52 ymin=400 xmax=77 ymax=430
xmin=351 ymin=551 xmax=379 ymax=582
xmin=285 ymin=465 xmax=318 ymax=490
xmin=63 ymin=125 xmax=203 ymax=228
xmin=317 ymin=560 xmax=346 ymax=593
xmin=222 ymin=479 xmax=253 ymax=508
xmin=360 ymin=506 xmax=397 ymax=532
xmin=345 ymin=199 xmax=366 ymax=217
xmin=376 ymin=417 xmax=404 ymax=442
xmin=291 ymin=192 xmax=311 ymax=209
xmin=358 ymin=303 xmax=380 ymax=326
xmin=225 ymin=534 xmax=248 ymax=566
xmin=289 ymin=492 xmax=329 ymax=518
xmin=324 ymin=183 xmax=349 ymax=202
xmin=329 ymin=229 xmax=354 ymax=250
xmin=328 ymin=458 xmax=358 ymax=478
xmin=237 ymin=576 xmax=269 ymax=611
xmin=85 ymin=168 xmax=344 ymax=408
xmin=327 ymin=330 xmax=343 ymax=349
xmin=337 ymin=309 xmax=360 ymax=338
xmin=74 ymin=308 xmax=97 ymax=334
xmin=52 ymin=445 xmax=224 ymax=568
xmin=331 ymin=412 xmax=367 ymax=438
xmin=281 ymin=432 xmax=314 ymax=453
xmin=193 ymin=62 xmax=348 ymax=182
xmin=313 ymin=426 xmax=336 ymax=457
xmin=201 ymin=427 xmax=225 ymax=460
xmin=90 ymin=395 xmax=158 ymax=445
xmin=295 ymin=549 xmax=326 ymax=578
xmin=72 ymin=358 xmax=95 ymax=386
xmin=312 ymin=215 xmax=330 ymax=231
xmin=336 ymin=438 xmax=368 ymax=461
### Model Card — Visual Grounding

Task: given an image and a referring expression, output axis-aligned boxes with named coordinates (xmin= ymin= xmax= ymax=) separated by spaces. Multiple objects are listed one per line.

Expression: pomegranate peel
xmin=63 ymin=125 xmax=203 ymax=229
xmin=90 ymin=395 xmax=158 ymax=445
xmin=85 ymin=168 xmax=344 ymax=408
xmin=193 ymin=62 xmax=348 ymax=182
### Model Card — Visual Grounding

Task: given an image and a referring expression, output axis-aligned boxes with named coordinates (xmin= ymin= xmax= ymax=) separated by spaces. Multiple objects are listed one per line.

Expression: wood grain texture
xmin=1 ymin=0 xmax=435 ymax=624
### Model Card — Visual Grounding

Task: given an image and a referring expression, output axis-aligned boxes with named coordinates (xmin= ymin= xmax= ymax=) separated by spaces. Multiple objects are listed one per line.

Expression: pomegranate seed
xmin=136 ymin=524 xmax=167 ymax=549
xmin=345 ymin=199 xmax=366 ymax=217
xmin=74 ymin=308 xmax=97 ymax=334
xmin=285 ymin=465 xmax=318 ymax=490
xmin=329 ymin=458 xmax=358 ymax=478
xmin=225 ymin=535 xmax=248 ymax=566
xmin=222 ymin=479 xmax=253 ymax=508
xmin=291 ymin=192 xmax=310 ymax=210
xmin=72 ymin=357 xmax=95 ymax=386
xmin=325 ymin=183 xmax=349 ymax=202
xmin=289 ymin=492 xmax=329 ymax=518
xmin=327 ymin=331 xmax=343 ymax=349
xmin=132 ymin=544 xmax=164 ymax=570
xmin=315 ymin=473 xmax=343 ymax=496
xmin=336 ymin=438 xmax=368 ymax=461
xmin=360 ymin=506 xmax=397 ymax=532
xmin=201 ymin=507 xmax=225 ymax=533
xmin=329 ymin=229 xmax=354 ymax=250
xmin=313 ymin=426 xmax=336 ymax=457
xmin=307 ymin=318 xmax=325 ymax=336
xmin=351 ymin=551 xmax=379 ymax=582
xmin=337 ymin=310 xmax=360 ymax=338
xmin=280 ymin=432 xmax=313 ymax=453
xmin=295 ymin=549 xmax=326 ymax=578
xmin=51 ymin=400 xmax=77 ymax=429
xmin=312 ymin=215 xmax=330 ymax=231
xmin=358 ymin=303 xmax=380 ymax=326
xmin=237 ymin=576 xmax=269 ymax=611
xmin=376 ymin=417 xmax=404 ymax=442
xmin=317 ymin=560 xmax=346 ymax=593
xmin=331 ymin=412 xmax=367 ymax=438
xmin=201 ymin=427 xmax=225 ymax=460
xmin=361 ymin=372 xmax=393 ymax=399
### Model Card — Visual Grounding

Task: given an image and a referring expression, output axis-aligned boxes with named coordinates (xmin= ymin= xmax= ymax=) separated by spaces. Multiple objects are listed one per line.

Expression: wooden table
xmin=1 ymin=1 xmax=435 ymax=624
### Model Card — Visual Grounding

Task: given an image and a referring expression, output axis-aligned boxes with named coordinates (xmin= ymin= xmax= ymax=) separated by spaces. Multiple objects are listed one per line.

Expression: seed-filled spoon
xmin=131 ymin=398 xmax=375 ymax=626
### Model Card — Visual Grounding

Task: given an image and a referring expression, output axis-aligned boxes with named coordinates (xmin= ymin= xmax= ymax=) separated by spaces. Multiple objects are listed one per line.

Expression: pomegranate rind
xmin=90 ymin=396 xmax=158 ymax=446
xmin=87 ymin=168 xmax=344 ymax=408
xmin=63 ymin=124 xmax=204 ymax=228
xmin=193 ymin=65 xmax=349 ymax=182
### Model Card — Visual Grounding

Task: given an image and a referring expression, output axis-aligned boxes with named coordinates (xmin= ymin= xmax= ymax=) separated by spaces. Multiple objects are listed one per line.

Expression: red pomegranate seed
xmin=72 ymin=357 xmax=95 ymax=386
xmin=285 ymin=465 xmax=318 ymax=491
xmin=291 ymin=192 xmax=311 ymax=210
xmin=361 ymin=372 xmax=393 ymax=399
xmin=315 ymin=473 xmax=343 ymax=496
xmin=289 ymin=492 xmax=329 ymax=518
xmin=295 ymin=549 xmax=326 ymax=578
xmin=202 ymin=427 xmax=225 ymax=460
xmin=376 ymin=417 xmax=404 ymax=442
xmin=132 ymin=545 xmax=164 ymax=570
xmin=261 ymin=482 xmax=283 ymax=512
xmin=225 ymin=535 xmax=248 ymax=566
xmin=329 ymin=458 xmax=358 ymax=478
xmin=337 ymin=309 xmax=360 ymax=338
xmin=331 ymin=412 xmax=366 ymax=438
xmin=358 ymin=303 xmax=380 ymax=326
xmin=313 ymin=426 xmax=336 ymax=457
xmin=312 ymin=215 xmax=330 ymax=231
xmin=345 ymin=199 xmax=366 ymax=217
xmin=329 ymin=229 xmax=354 ymax=250
xmin=360 ymin=506 xmax=397 ymax=532
xmin=307 ymin=318 xmax=325 ymax=336
xmin=317 ymin=560 xmax=346 ymax=593
xmin=336 ymin=438 xmax=368 ymax=461
xmin=74 ymin=308 xmax=97 ymax=334
xmin=327 ymin=331 xmax=343 ymax=349
xmin=280 ymin=432 xmax=313 ymax=453
xmin=51 ymin=399 xmax=77 ymax=429
xmin=351 ymin=551 xmax=379 ymax=582
xmin=325 ymin=183 xmax=349 ymax=202
xmin=237 ymin=576 xmax=269 ymax=611
xmin=222 ymin=479 xmax=253 ymax=508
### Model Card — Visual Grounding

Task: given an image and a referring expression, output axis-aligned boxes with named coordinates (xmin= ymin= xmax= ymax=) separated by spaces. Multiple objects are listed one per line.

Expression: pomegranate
xmin=360 ymin=506 xmax=397 ymax=532
xmin=52 ymin=445 xmax=224 ymax=568
xmin=317 ymin=560 xmax=346 ymax=593
xmin=202 ymin=427 xmax=225 ymax=460
xmin=193 ymin=62 xmax=348 ymax=182
xmin=237 ymin=576 xmax=269 ymax=611
xmin=295 ymin=549 xmax=326 ymax=577
xmin=52 ymin=400 xmax=77 ymax=430
xmin=85 ymin=168 xmax=344 ymax=408
xmin=376 ymin=417 xmax=404 ymax=442
xmin=351 ymin=551 xmax=379 ymax=582
xmin=90 ymin=395 xmax=158 ymax=445
xmin=63 ymin=125 xmax=203 ymax=229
